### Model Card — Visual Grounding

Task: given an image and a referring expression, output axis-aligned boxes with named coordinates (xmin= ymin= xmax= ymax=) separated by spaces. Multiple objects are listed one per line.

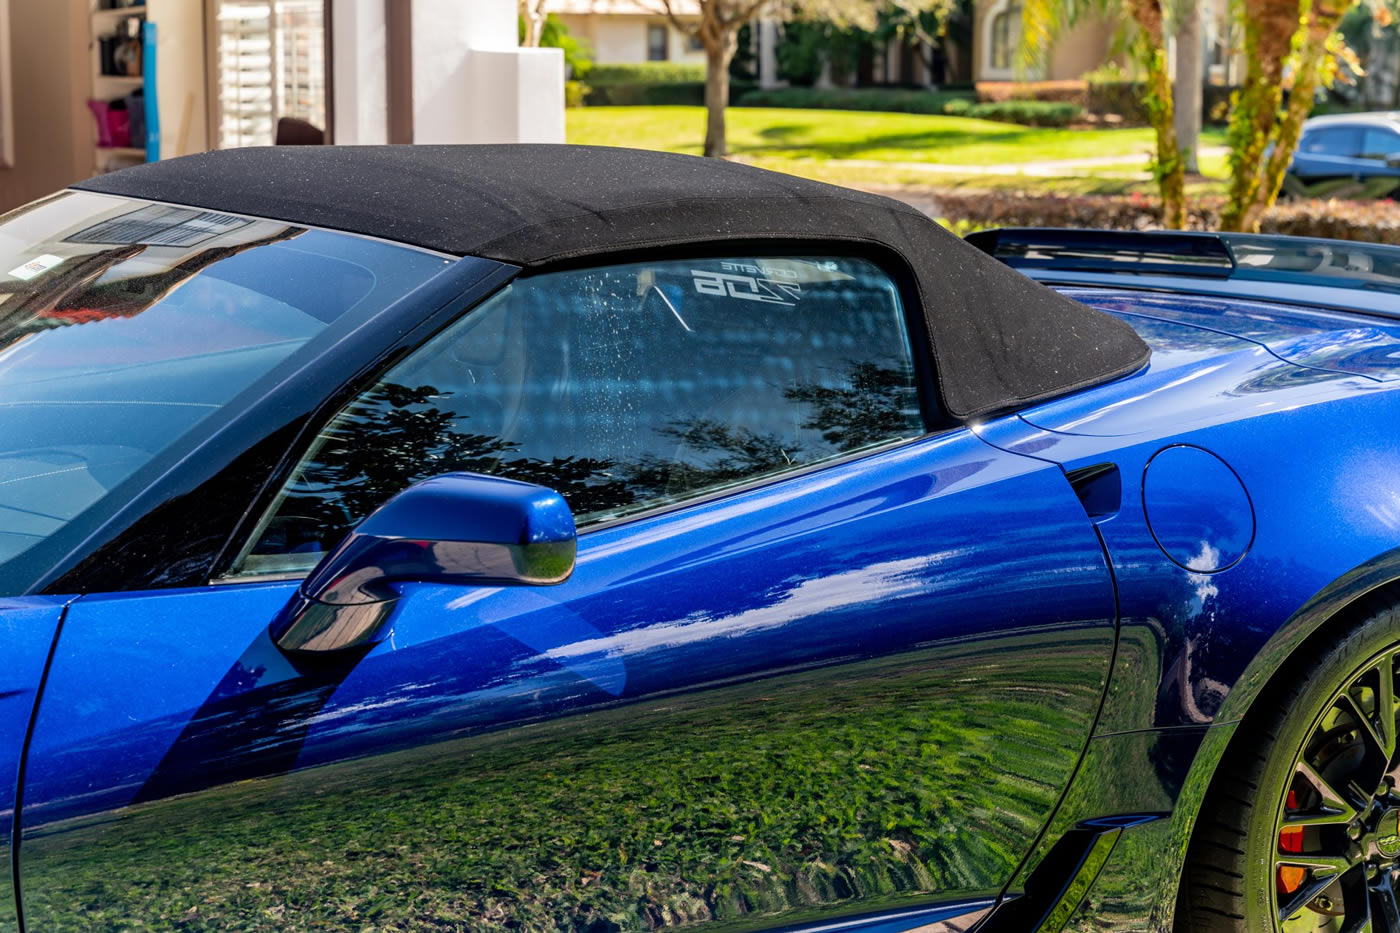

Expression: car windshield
xmin=0 ymin=191 xmax=450 ymax=568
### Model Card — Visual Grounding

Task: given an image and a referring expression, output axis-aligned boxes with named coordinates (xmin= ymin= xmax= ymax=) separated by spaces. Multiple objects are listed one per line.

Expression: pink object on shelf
xmin=87 ymin=99 xmax=132 ymax=149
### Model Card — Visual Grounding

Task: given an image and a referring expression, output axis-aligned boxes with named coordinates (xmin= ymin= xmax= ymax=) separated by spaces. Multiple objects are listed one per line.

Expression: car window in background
xmin=235 ymin=256 xmax=927 ymax=576
xmin=0 ymin=191 xmax=449 ymax=567
xmin=1361 ymin=127 xmax=1400 ymax=160
xmin=1300 ymin=126 xmax=1363 ymax=157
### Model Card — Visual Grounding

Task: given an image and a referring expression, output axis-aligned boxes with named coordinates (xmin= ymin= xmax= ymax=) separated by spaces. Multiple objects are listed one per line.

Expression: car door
xmin=1292 ymin=125 xmax=1366 ymax=196
xmin=15 ymin=253 xmax=1119 ymax=932
xmin=1358 ymin=125 xmax=1400 ymax=197
xmin=0 ymin=598 xmax=65 ymax=932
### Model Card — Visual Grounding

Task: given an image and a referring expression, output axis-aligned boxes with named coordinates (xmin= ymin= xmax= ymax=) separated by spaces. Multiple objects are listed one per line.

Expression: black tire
xmin=1180 ymin=598 xmax=1400 ymax=932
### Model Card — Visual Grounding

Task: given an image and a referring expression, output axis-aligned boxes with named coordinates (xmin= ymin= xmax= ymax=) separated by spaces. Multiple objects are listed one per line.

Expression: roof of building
xmin=72 ymin=144 xmax=1148 ymax=420
xmin=551 ymin=0 xmax=700 ymax=14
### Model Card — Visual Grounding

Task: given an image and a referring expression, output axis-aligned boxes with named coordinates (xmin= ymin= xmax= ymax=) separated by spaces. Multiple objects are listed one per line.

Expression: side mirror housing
xmin=271 ymin=472 xmax=577 ymax=654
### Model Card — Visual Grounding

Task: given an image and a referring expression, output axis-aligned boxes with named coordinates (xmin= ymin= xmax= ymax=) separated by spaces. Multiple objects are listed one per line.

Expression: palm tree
xmin=1220 ymin=0 xmax=1361 ymax=231
xmin=1018 ymin=0 xmax=1187 ymax=228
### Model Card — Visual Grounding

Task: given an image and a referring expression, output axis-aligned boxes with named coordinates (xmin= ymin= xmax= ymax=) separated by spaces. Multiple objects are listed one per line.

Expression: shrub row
xmin=1082 ymin=81 xmax=1145 ymax=123
xmin=585 ymin=63 xmax=706 ymax=85
xmin=1083 ymin=81 xmax=1238 ymax=126
xmin=583 ymin=80 xmax=756 ymax=106
xmin=942 ymin=98 xmax=1083 ymax=127
xmin=907 ymin=189 xmax=1400 ymax=243
xmin=975 ymin=80 xmax=1087 ymax=103
xmin=734 ymin=87 xmax=1078 ymax=126
xmin=973 ymin=78 xmax=1237 ymax=125
xmin=577 ymin=64 xmax=713 ymax=105
xmin=735 ymin=86 xmax=974 ymax=115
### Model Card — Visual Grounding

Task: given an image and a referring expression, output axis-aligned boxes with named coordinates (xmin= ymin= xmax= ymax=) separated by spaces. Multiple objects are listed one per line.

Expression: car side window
xmin=1361 ymin=127 xmax=1400 ymax=160
xmin=1301 ymin=126 xmax=1363 ymax=157
xmin=230 ymin=255 xmax=926 ymax=576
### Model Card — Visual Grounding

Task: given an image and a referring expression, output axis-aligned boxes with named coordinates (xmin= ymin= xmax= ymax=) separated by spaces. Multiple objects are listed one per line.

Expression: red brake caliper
xmin=1278 ymin=788 xmax=1306 ymax=895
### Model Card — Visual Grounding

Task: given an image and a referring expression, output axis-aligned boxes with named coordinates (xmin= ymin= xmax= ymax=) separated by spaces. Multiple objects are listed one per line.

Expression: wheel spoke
xmin=1280 ymin=866 xmax=1351 ymax=923
xmin=1292 ymin=758 xmax=1362 ymax=824
xmin=1267 ymin=649 xmax=1400 ymax=929
xmin=1341 ymin=690 xmax=1392 ymax=766
xmin=1277 ymin=852 xmax=1356 ymax=875
xmin=1374 ymin=874 xmax=1400 ymax=932
xmin=1376 ymin=654 xmax=1399 ymax=765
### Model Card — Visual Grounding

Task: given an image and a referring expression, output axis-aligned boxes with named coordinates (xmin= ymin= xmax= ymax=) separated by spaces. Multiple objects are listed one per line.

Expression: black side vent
xmin=977 ymin=814 xmax=1162 ymax=933
xmin=1066 ymin=463 xmax=1121 ymax=522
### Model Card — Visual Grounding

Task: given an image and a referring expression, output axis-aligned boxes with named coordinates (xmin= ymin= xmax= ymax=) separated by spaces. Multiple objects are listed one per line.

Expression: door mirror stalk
xmin=270 ymin=473 xmax=577 ymax=654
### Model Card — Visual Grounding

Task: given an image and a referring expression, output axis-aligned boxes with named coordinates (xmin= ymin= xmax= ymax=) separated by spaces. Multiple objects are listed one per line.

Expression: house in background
xmin=554 ymin=0 xmax=1240 ymax=92
xmin=973 ymin=0 xmax=1114 ymax=82
xmin=553 ymin=0 xmax=702 ymax=65
xmin=971 ymin=0 xmax=1243 ymax=87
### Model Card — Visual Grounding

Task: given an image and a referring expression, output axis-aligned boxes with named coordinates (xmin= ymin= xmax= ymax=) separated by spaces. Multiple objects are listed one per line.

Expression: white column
xmin=330 ymin=0 xmax=387 ymax=145
xmin=410 ymin=0 xmax=564 ymax=145
xmin=757 ymin=19 xmax=783 ymax=89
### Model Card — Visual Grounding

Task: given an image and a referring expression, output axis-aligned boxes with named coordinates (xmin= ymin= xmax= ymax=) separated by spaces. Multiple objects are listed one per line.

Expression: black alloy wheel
xmin=1181 ymin=599 xmax=1400 ymax=932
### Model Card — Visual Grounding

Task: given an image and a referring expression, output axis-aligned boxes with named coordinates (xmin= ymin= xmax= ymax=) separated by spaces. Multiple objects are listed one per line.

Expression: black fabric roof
xmin=73 ymin=145 xmax=1148 ymax=420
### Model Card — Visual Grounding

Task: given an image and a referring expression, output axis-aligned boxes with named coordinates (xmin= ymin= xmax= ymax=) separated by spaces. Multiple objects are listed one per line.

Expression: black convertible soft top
xmin=73 ymin=144 xmax=1148 ymax=420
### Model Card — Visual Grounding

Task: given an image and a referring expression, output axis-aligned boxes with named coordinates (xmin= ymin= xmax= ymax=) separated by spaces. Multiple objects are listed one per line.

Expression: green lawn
xmin=20 ymin=631 xmax=1106 ymax=931
xmin=567 ymin=106 xmax=1226 ymax=168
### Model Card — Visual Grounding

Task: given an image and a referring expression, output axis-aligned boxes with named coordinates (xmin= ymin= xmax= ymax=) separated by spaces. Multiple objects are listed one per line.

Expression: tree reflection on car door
xmin=16 ymin=254 xmax=1121 ymax=932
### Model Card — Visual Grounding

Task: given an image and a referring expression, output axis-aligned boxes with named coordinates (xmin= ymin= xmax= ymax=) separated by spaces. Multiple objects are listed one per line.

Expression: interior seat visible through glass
xmin=234 ymin=255 xmax=927 ymax=576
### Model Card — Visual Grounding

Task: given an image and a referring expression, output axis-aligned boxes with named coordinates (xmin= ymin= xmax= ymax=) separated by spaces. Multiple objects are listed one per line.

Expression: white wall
xmin=330 ymin=0 xmax=387 ymax=144
xmin=412 ymin=0 xmax=563 ymax=144
xmin=331 ymin=0 xmax=564 ymax=146
xmin=147 ymin=0 xmax=209 ymax=157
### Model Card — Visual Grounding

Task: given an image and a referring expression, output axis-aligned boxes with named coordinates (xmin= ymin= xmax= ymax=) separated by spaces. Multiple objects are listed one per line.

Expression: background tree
xmin=878 ymin=0 xmax=975 ymax=84
xmin=1173 ymin=0 xmax=1202 ymax=174
xmin=1220 ymin=0 xmax=1375 ymax=231
xmin=774 ymin=18 xmax=871 ymax=86
xmin=1020 ymin=0 xmax=1187 ymax=228
xmin=654 ymin=0 xmax=959 ymax=157
xmin=519 ymin=0 xmax=549 ymax=47
xmin=1337 ymin=2 xmax=1400 ymax=109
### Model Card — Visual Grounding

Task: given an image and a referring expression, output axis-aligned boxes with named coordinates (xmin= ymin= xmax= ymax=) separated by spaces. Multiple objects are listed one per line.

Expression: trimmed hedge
xmin=1080 ymin=80 xmax=1239 ymax=126
xmin=586 ymin=63 xmax=706 ymax=85
xmin=943 ymin=98 xmax=1084 ymax=127
xmin=564 ymin=80 xmax=587 ymax=108
xmin=733 ymin=88 xmax=1077 ymax=126
xmin=735 ymin=86 xmax=974 ymax=115
xmin=894 ymin=188 xmax=1400 ymax=244
xmin=975 ymin=80 xmax=1086 ymax=103
xmin=581 ymin=64 xmax=714 ymax=106
xmin=585 ymin=79 xmax=756 ymax=107
xmin=1084 ymin=81 xmax=1147 ymax=123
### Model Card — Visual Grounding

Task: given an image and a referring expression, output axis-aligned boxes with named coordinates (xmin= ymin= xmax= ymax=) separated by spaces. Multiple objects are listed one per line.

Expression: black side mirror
xmin=270 ymin=472 xmax=577 ymax=655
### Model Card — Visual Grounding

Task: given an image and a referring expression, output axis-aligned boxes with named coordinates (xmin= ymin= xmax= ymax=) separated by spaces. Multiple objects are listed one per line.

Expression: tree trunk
xmin=1144 ymin=42 xmax=1186 ymax=228
xmin=521 ymin=0 xmax=545 ymax=47
xmin=1125 ymin=0 xmax=1186 ymax=228
xmin=1241 ymin=1 xmax=1348 ymax=231
xmin=1219 ymin=0 xmax=1295 ymax=231
xmin=704 ymin=39 xmax=732 ymax=157
xmin=1173 ymin=0 xmax=1203 ymax=174
xmin=942 ymin=36 xmax=965 ymax=83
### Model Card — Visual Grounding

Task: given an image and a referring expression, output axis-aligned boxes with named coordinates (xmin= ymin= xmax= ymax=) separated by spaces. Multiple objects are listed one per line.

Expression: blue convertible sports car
xmin=0 ymin=147 xmax=1398 ymax=933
